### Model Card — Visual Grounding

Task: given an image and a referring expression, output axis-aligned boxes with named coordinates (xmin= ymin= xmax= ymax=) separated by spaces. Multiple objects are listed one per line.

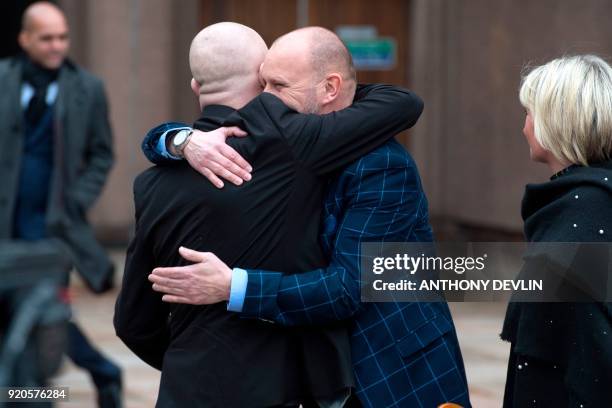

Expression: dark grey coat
xmin=0 ymin=56 xmax=114 ymax=292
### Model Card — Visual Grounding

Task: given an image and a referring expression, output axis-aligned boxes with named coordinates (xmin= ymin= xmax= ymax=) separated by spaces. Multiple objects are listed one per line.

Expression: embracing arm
xmin=237 ymin=83 xmax=424 ymax=176
xmin=141 ymin=122 xmax=251 ymax=188
xmin=238 ymin=152 xmax=430 ymax=325
xmin=146 ymin=151 xmax=429 ymax=324
xmin=142 ymin=84 xmax=421 ymax=185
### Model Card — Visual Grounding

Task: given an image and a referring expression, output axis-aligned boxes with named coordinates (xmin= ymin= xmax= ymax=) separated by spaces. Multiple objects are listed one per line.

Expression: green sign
xmin=344 ymin=38 xmax=397 ymax=70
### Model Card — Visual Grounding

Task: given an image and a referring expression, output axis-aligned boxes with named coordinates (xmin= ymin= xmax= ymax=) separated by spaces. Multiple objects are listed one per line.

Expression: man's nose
xmin=51 ymin=38 xmax=65 ymax=50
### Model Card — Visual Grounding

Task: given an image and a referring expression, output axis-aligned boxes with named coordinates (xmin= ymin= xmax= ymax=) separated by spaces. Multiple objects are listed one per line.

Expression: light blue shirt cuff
xmin=227 ymin=268 xmax=248 ymax=312
xmin=156 ymin=127 xmax=192 ymax=160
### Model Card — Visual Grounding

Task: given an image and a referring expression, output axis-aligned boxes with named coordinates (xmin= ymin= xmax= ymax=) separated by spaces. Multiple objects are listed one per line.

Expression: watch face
xmin=174 ymin=131 xmax=187 ymax=146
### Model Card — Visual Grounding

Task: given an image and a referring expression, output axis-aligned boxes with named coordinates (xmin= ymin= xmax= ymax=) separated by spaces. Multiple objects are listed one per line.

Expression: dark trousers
xmin=66 ymin=321 xmax=120 ymax=389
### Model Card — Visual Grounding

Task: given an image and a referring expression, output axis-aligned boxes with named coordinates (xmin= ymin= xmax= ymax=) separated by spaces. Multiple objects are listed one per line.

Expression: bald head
xmin=22 ymin=1 xmax=66 ymax=32
xmin=261 ymin=26 xmax=356 ymax=114
xmin=19 ymin=2 xmax=69 ymax=69
xmin=273 ymin=27 xmax=355 ymax=86
xmin=189 ymin=22 xmax=267 ymax=108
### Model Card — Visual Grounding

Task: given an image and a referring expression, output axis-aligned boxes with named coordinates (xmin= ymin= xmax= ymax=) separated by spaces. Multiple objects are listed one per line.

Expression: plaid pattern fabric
xmin=242 ymin=140 xmax=471 ymax=407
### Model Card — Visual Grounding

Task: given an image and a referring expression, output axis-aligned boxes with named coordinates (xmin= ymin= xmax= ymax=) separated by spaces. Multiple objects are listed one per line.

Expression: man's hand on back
xmin=148 ymin=247 xmax=232 ymax=305
xmin=180 ymin=127 xmax=253 ymax=188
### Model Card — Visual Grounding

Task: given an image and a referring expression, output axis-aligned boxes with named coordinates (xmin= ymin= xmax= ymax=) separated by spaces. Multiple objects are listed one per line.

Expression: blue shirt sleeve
xmin=141 ymin=122 xmax=191 ymax=164
xmin=227 ymin=267 xmax=248 ymax=312
xmin=156 ymin=127 xmax=192 ymax=160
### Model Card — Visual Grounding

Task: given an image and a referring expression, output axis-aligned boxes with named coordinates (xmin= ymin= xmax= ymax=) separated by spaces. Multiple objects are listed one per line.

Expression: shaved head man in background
xmin=142 ymin=23 xmax=471 ymax=407
xmin=0 ymin=2 xmax=119 ymax=407
xmin=116 ymin=22 xmax=424 ymax=407
xmin=18 ymin=1 xmax=69 ymax=69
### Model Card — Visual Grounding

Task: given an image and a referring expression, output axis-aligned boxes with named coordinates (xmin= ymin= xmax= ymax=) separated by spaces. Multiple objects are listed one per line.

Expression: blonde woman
xmin=501 ymin=55 xmax=612 ymax=406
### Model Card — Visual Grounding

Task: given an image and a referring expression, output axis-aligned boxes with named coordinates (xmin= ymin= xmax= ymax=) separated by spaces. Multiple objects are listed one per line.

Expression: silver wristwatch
xmin=172 ymin=129 xmax=193 ymax=158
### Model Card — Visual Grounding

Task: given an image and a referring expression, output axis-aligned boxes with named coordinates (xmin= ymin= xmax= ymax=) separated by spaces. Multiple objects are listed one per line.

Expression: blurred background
xmin=2 ymin=0 xmax=612 ymax=406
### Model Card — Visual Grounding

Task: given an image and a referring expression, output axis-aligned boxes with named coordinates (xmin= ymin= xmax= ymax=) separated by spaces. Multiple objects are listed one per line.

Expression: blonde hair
xmin=519 ymin=55 xmax=612 ymax=166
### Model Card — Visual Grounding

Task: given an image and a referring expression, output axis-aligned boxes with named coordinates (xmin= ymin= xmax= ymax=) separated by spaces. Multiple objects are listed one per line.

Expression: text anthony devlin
xmin=373 ymin=279 xmax=543 ymax=292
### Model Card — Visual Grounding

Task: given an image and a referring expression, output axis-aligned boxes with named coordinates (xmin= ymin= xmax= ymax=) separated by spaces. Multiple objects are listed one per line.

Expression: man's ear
xmin=322 ymin=73 xmax=342 ymax=105
xmin=258 ymin=63 xmax=266 ymax=88
xmin=18 ymin=31 xmax=29 ymax=51
xmin=190 ymin=78 xmax=200 ymax=97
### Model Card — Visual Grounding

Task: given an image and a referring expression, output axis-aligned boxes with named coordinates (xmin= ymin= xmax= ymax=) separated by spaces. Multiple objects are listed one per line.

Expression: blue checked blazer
xmin=241 ymin=139 xmax=471 ymax=408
